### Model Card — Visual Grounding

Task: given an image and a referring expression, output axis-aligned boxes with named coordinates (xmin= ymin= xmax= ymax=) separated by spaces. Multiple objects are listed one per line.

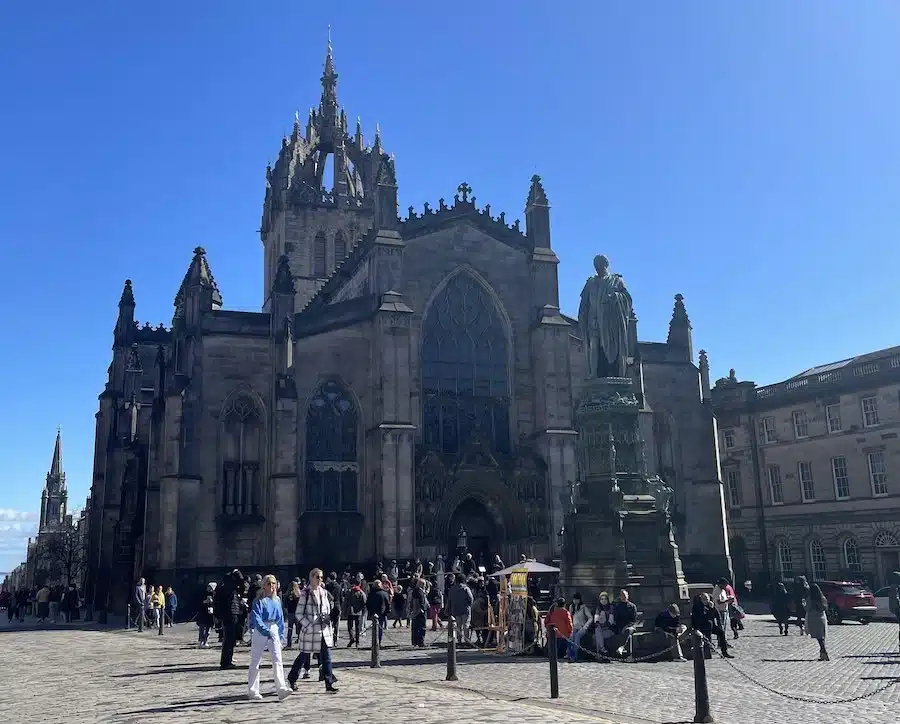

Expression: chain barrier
xmin=700 ymin=632 xmax=899 ymax=705
xmin=557 ymin=626 xmax=682 ymax=664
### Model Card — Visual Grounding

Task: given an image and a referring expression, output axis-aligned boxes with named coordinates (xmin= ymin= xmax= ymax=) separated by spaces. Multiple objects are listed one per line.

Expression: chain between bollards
xmin=547 ymin=623 xmax=559 ymax=699
xmin=370 ymin=616 xmax=381 ymax=668
xmin=692 ymin=629 xmax=713 ymax=723
xmin=446 ymin=616 xmax=458 ymax=681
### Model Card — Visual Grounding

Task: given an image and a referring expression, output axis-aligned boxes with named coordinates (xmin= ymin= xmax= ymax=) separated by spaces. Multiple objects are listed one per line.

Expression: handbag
xmin=728 ymin=602 xmax=745 ymax=620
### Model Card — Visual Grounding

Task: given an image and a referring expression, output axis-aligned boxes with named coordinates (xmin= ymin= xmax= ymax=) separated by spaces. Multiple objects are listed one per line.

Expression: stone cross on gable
xmin=457 ymin=182 xmax=472 ymax=203
xmin=125 ymin=392 xmax=141 ymax=442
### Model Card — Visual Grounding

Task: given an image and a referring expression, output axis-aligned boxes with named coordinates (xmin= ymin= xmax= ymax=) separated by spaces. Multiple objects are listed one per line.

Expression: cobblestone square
xmin=1 ymin=615 xmax=898 ymax=724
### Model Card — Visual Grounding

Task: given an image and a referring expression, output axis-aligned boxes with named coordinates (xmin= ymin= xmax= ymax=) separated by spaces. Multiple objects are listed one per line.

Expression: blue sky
xmin=1 ymin=2 xmax=899 ymax=575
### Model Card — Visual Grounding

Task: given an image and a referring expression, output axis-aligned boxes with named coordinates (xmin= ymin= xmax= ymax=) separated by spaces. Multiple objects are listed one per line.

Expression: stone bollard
xmin=547 ymin=623 xmax=559 ymax=699
xmin=692 ymin=630 xmax=714 ymax=723
xmin=370 ymin=616 xmax=381 ymax=668
xmin=446 ymin=617 xmax=458 ymax=681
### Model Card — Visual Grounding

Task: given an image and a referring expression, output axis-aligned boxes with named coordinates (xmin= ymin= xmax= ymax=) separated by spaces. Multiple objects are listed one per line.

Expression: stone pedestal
xmin=561 ymin=377 xmax=689 ymax=612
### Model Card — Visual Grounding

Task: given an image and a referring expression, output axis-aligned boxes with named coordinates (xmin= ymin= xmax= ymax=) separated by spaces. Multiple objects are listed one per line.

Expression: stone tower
xmin=260 ymin=36 xmax=395 ymax=311
xmin=39 ymin=429 xmax=67 ymax=533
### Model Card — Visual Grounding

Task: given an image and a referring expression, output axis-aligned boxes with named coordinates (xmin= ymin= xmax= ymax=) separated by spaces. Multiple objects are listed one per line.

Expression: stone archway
xmin=448 ymin=497 xmax=503 ymax=569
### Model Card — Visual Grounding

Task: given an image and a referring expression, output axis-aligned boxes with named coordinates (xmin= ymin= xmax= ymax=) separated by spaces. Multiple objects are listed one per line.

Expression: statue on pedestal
xmin=578 ymin=255 xmax=633 ymax=379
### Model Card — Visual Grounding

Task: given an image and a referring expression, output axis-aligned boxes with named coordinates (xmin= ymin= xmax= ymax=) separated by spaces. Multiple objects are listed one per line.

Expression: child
xmin=248 ymin=574 xmax=292 ymax=702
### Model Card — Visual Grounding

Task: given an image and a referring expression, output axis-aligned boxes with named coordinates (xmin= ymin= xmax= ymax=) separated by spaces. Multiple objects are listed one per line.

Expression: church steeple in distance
xmin=40 ymin=428 xmax=67 ymax=532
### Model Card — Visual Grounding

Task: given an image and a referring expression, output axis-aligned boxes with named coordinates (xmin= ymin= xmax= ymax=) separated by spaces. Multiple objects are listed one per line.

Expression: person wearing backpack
xmin=345 ymin=582 xmax=367 ymax=647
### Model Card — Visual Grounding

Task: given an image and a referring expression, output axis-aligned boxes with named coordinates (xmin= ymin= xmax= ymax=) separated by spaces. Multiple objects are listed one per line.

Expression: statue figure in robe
xmin=578 ymin=254 xmax=634 ymax=379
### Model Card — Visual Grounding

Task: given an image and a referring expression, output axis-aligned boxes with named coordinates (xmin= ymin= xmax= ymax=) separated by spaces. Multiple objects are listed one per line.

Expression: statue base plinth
xmin=561 ymin=375 xmax=689 ymax=611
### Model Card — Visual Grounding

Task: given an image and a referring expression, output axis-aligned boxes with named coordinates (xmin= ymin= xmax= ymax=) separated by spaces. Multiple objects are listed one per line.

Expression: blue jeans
xmin=567 ymin=628 xmax=587 ymax=661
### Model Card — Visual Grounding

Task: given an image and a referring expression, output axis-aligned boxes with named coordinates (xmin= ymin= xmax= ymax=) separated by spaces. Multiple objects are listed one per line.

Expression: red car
xmin=816 ymin=580 xmax=877 ymax=625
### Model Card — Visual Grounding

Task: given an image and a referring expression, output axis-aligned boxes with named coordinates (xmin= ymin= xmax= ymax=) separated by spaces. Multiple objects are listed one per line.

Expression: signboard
xmin=506 ymin=567 xmax=529 ymax=655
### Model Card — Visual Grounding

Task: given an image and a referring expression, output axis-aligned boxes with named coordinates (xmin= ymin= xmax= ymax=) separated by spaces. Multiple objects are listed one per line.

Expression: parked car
xmin=873 ymin=587 xmax=898 ymax=619
xmin=816 ymin=581 xmax=877 ymax=625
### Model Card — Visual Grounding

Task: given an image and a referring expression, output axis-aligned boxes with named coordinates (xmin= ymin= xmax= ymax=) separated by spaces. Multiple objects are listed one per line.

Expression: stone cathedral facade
xmin=84 ymin=45 xmax=729 ymax=614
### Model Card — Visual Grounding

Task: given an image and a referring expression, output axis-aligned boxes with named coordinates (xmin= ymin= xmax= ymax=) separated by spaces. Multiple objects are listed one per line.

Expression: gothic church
xmin=84 ymin=43 xmax=729 ymax=614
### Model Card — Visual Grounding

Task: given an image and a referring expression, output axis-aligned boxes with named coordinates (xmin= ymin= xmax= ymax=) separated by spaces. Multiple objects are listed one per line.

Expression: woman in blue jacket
xmin=247 ymin=574 xmax=293 ymax=702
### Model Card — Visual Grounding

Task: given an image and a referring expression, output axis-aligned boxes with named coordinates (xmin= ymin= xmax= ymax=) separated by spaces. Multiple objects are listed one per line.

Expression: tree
xmin=34 ymin=520 xmax=86 ymax=589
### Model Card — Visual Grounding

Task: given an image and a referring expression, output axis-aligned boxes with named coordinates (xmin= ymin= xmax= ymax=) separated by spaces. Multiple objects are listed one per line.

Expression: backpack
xmin=349 ymin=589 xmax=366 ymax=614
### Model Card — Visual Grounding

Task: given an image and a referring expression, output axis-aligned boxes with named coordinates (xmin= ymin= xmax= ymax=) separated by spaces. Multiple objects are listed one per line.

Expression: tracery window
xmin=334 ymin=231 xmax=347 ymax=266
xmin=221 ymin=396 xmax=262 ymax=517
xmin=305 ymin=380 xmax=358 ymax=512
xmin=422 ymin=272 xmax=510 ymax=457
xmin=313 ymin=231 xmax=327 ymax=278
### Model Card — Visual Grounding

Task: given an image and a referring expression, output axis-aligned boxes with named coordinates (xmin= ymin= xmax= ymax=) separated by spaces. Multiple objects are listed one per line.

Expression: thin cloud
xmin=0 ymin=509 xmax=39 ymax=522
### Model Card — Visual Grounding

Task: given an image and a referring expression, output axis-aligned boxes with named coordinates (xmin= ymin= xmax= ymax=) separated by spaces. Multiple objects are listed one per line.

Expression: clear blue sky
xmin=1 ymin=2 xmax=898 ymax=575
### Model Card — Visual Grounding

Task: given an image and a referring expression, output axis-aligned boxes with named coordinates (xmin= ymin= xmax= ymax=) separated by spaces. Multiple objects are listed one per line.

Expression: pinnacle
xmin=526 ymin=174 xmax=548 ymax=207
xmin=119 ymin=279 xmax=135 ymax=307
xmin=273 ymin=254 xmax=296 ymax=295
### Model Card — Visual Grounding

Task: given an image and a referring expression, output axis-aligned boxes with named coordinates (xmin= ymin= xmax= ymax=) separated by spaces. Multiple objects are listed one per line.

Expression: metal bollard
xmin=370 ymin=617 xmax=381 ymax=668
xmin=446 ymin=616 xmax=458 ymax=681
xmin=158 ymin=610 xmax=164 ymax=636
xmin=547 ymin=623 xmax=559 ymax=699
xmin=692 ymin=630 xmax=714 ymax=723
xmin=126 ymin=604 xmax=131 ymax=630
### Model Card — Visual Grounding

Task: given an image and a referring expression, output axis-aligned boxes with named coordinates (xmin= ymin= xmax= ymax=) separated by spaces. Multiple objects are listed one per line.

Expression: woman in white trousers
xmin=248 ymin=574 xmax=293 ymax=701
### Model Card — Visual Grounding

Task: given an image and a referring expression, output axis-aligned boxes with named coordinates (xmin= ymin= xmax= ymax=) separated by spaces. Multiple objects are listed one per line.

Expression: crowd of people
xmin=0 ymin=583 xmax=81 ymax=623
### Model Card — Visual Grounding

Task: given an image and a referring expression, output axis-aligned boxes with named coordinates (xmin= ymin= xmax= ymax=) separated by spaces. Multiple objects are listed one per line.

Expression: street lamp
xmin=456 ymin=526 xmax=468 ymax=552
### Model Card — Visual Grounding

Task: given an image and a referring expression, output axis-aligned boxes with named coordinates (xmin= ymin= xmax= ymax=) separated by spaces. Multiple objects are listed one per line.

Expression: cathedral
xmin=84 ymin=43 xmax=729 ymax=614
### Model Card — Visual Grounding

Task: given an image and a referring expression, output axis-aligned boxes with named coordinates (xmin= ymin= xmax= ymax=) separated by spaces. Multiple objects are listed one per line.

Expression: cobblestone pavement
xmin=2 ymin=615 xmax=898 ymax=724
xmin=0 ymin=619 xmax=617 ymax=724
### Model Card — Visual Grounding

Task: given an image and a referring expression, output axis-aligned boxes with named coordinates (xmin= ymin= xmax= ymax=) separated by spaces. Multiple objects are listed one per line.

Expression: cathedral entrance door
xmin=449 ymin=498 xmax=497 ymax=571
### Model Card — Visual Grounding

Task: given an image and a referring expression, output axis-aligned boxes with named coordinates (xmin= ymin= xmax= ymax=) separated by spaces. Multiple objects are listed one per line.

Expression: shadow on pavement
xmin=116 ymin=693 xmax=248 ymax=715
xmin=111 ymin=664 xmax=223 ymax=677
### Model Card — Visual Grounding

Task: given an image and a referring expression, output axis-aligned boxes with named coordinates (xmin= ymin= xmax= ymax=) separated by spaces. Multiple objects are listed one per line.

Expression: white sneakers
xmin=247 ymin=690 xmax=292 ymax=702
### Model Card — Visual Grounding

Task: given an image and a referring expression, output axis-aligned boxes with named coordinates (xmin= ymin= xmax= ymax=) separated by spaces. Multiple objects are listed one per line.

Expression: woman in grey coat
xmin=805 ymin=583 xmax=829 ymax=661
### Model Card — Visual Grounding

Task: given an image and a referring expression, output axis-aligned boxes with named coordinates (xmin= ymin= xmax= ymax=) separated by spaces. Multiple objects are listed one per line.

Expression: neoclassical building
xmin=84 ymin=44 xmax=729 ymax=614
xmin=712 ymin=345 xmax=900 ymax=590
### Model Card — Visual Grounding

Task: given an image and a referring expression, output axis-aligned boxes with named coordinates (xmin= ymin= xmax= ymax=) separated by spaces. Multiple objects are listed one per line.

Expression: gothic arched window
xmin=334 ymin=231 xmax=347 ymax=267
xmin=422 ymin=272 xmax=510 ymax=457
xmin=305 ymin=380 xmax=358 ymax=512
xmin=221 ymin=395 xmax=263 ymax=517
xmin=313 ymin=231 xmax=327 ymax=278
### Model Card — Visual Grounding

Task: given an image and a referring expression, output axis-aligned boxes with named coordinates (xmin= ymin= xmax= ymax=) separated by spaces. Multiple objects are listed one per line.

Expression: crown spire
xmin=320 ymin=28 xmax=338 ymax=112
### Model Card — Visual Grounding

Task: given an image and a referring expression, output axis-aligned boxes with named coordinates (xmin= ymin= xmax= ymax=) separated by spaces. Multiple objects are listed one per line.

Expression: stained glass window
xmin=422 ymin=273 xmax=510 ymax=456
xmin=305 ymin=380 xmax=358 ymax=512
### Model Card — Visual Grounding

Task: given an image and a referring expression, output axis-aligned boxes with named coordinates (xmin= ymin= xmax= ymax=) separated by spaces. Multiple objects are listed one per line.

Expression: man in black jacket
xmin=366 ymin=580 xmax=391 ymax=644
xmin=217 ymin=569 xmax=246 ymax=670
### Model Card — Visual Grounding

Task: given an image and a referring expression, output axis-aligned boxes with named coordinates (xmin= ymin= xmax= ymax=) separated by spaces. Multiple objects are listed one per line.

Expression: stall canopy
xmin=491 ymin=560 xmax=560 ymax=577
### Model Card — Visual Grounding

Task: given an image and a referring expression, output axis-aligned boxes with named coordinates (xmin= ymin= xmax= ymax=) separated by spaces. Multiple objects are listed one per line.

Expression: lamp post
xmin=456 ymin=526 xmax=468 ymax=556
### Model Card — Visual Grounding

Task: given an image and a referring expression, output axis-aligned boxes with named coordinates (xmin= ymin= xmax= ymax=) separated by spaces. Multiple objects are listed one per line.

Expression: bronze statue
xmin=578 ymin=254 xmax=633 ymax=378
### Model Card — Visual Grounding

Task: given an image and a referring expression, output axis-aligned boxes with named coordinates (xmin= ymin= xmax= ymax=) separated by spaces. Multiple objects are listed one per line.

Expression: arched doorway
xmin=449 ymin=498 xmax=497 ymax=568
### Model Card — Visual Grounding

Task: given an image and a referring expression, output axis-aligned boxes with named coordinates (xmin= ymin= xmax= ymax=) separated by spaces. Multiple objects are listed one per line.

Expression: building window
xmin=767 ymin=465 xmax=784 ymax=505
xmin=722 ymin=429 xmax=735 ymax=450
xmin=305 ymin=380 xmax=358 ymax=512
xmin=867 ymin=451 xmax=888 ymax=496
xmin=875 ymin=531 xmax=899 ymax=547
xmin=725 ymin=469 xmax=742 ymax=508
xmin=422 ymin=272 xmax=511 ymax=457
xmin=861 ymin=396 xmax=880 ymax=427
xmin=792 ymin=410 xmax=809 ymax=439
xmin=762 ymin=416 xmax=777 ymax=443
xmin=831 ymin=456 xmax=850 ymax=500
xmin=221 ymin=395 xmax=263 ymax=517
xmin=825 ymin=403 xmax=842 ymax=433
xmin=334 ymin=230 xmax=347 ymax=266
xmin=313 ymin=231 xmax=327 ymax=278
xmin=808 ymin=539 xmax=827 ymax=581
xmin=798 ymin=461 xmax=815 ymax=502
xmin=776 ymin=539 xmax=793 ymax=579
xmin=284 ymin=241 xmax=295 ymax=253
xmin=842 ymin=538 xmax=862 ymax=573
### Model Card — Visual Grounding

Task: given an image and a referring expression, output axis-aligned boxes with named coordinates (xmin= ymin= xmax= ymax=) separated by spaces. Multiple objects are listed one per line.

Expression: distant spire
xmin=49 ymin=428 xmax=62 ymax=480
xmin=321 ymin=28 xmax=338 ymax=108
xmin=526 ymin=174 xmax=549 ymax=208
xmin=667 ymin=293 xmax=693 ymax=361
